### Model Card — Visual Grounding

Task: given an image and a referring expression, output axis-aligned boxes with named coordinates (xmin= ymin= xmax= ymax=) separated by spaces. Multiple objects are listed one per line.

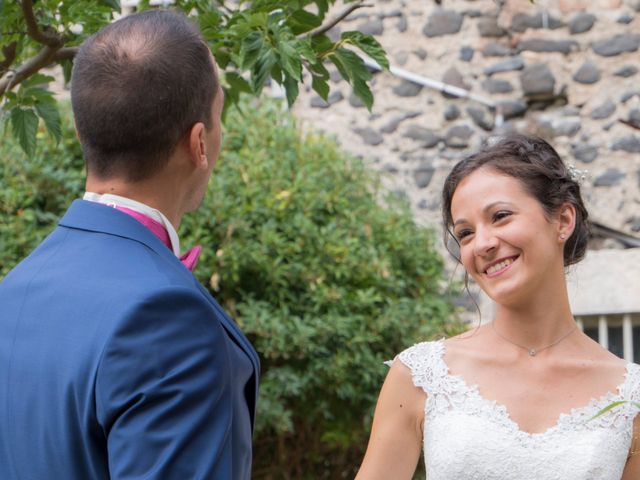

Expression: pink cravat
xmin=115 ymin=206 xmax=202 ymax=272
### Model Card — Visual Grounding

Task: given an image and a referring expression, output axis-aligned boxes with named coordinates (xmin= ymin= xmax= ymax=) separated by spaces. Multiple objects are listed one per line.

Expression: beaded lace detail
xmin=397 ymin=340 xmax=640 ymax=480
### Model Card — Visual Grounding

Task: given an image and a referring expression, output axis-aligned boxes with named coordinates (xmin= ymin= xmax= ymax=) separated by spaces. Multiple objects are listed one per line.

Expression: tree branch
xmin=20 ymin=0 xmax=63 ymax=47
xmin=619 ymin=119 xmax=640 ymax=131
xmin=53 ymin=47 xmax=79 ymax=62
xmin=1 ymin=42 xmax=18 ymax=74
xmin=0 ymin=45 xmax=58 ymax=95
xmin=307 ymin=1 xmax=372 ymax=38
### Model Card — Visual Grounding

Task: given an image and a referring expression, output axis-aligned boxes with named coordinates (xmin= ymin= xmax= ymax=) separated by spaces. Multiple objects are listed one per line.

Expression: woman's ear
xmin=557 ymin=203 xmax=576 ymax=241
xmin=187 ymin=122 xmax=208 ymax=170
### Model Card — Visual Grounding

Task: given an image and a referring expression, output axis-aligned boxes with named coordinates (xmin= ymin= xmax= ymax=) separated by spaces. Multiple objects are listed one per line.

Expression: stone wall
xmin=292 ymin=0 xmax=640 ymax=244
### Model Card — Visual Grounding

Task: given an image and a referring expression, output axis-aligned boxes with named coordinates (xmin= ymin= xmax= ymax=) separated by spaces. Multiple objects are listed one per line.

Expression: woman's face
xmin=450 ymin=167 xmax=566 ymax=307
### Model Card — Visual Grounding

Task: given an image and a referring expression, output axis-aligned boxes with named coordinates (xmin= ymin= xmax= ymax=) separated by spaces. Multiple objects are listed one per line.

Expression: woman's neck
xmin=492 ymin=295 xmax=576 ymax=350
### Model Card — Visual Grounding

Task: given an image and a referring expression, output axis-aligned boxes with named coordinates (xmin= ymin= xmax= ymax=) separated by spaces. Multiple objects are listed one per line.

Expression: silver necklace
xmin=491 ymin=321 xmax=577 ymax=357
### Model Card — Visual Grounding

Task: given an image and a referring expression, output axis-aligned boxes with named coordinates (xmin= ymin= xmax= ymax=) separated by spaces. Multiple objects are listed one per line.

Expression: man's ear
xmin=557 ymin=202 xmax=576 ymax=241
xmin=187 ymin=121 xmax=208 ymax=170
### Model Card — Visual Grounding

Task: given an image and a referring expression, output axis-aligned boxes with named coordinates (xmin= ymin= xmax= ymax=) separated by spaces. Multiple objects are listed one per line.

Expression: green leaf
xmin=277 ymin=38 xmax=302 ymax=81
xmin=296 ymin=38 xmax=317 ymax=65
xmin=333 ymin=48 xmax=372 ymax=81
xmin=329 ymin=54 xmax=349 ymax=82
xmin=311 ymin=34 xmax=334 ymax=55
xmin=314 ymin=0 xmax=329 ymax=20
xmin=590 ymin=400 xmax=627 ymax=420
xmin=309 ymin=61 xmax=330 ymax=81
xmin=248 ymin=0 xmax=282 ymax=12
xmin=225 ymin=71 xmax=253 ymax=94
xmin=98 ymin=0 xmax=120 ymax=10
xmin=199 ymin=10 xmax=224 ymax=39
xmin=270 ymin=63 xmax=283 ymax=86
xmin=35 ymin=100 xmax=62 ymax=144
xmin=24 ymin=86 xmax=54 ymax=103
xmin=341 ymin=31 xmax=389 ymax=70
xmin=311 ymin=75 xmax=329 ymax=102
xmin=283 ymin=73 xmax=299 ymax=108
xmin=20 ymin=74 xmax=55 ymax=89
xmin=352 ymin=77 xmax=374 ymax=111
xmin=10 ymin=108 xmax=39 ymax=156
xmin=251 ymin=50 xmax=277 ymax=92
xmin=288 ymin=9 xmax=322 ymax=35
xmin=331 ymin=48 xmax=374 ymax=110
xmin=239 ymin=31 xmax=265 ymax=70
xmin=61 ymin=59 xmax=73 ymax=85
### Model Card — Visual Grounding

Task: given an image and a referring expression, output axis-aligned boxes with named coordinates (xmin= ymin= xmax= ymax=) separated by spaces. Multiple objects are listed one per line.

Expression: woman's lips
xmin=484 ymin=256 xmax=519 ymax=277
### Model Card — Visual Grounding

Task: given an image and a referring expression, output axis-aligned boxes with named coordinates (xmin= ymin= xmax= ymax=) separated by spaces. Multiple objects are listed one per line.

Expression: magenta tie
xmin=114 ymin=206 xmax=202 ymax=272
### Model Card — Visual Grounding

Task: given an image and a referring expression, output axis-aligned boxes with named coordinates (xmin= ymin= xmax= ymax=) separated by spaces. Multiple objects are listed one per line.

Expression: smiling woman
xmin=355 ymin=134 xmax=640 ymax=480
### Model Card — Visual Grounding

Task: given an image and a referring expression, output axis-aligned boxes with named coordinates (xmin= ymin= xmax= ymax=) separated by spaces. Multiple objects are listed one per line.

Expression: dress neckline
xmin=433 ymin=340 xmax=634 ymax=438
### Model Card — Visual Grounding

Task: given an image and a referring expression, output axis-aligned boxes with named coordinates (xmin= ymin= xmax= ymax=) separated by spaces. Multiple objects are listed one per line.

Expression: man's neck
xmin=85 ymin=177 xmax=183 ymax=229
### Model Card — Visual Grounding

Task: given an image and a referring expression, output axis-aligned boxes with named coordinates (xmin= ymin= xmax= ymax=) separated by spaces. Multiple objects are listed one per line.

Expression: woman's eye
xmin=456 ymin=229 xmax=472 ymax=241
xmin=493 ymin=210 xmax=512 ymax=222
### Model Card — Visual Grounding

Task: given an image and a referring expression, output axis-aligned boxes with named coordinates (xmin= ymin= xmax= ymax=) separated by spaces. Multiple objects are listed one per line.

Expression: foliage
xmin=0 ymin=103 xmax=85 ymax=277
xmin=0 ymin=100 xmax=459 ymax=478
xmin=181 ymin=100 xmax=460 ymax=478
xmin=0 ymin=0 xmax=387 ymax=156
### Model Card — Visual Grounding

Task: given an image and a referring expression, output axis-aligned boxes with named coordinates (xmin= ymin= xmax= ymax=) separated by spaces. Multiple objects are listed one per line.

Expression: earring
xmin=560 ymin=234 xmax=566 ymax=240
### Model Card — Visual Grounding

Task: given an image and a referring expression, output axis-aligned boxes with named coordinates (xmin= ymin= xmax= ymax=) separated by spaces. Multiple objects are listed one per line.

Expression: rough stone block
xmin=423 ymin=10 xmax=464 ymax=37
xmin=520 ymin=64 xmax=556 ymax=96
xmin=573 ymin=62 xmax=601 ymax=84
xmin=484 ymin=56 xmax=525 ymax=75
xmin=518 ymin=39 xmax=579 ymax=54
xmin=569 ymin=13 xmax=596 ymax=34
xmin=593 ymin=34 xmax=640 ymax=57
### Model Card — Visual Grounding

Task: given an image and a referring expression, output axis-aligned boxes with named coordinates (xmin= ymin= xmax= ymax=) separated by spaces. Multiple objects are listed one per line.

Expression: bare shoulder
xmin=385 ymin=358 xmax=427 ymax=411
xmin=574 ymin=333 xmax=628 ymax=375
xmin=356 ymin=360 xmax=426 ymax=479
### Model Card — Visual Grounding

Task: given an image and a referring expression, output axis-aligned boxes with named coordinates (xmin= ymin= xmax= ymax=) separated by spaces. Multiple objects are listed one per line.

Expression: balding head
xmin=71 ymin=10 xmax=218 ymax=182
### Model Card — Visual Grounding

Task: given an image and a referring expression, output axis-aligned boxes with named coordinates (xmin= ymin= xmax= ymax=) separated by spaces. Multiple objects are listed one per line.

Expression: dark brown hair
xmin=71 ymin=10 xmax=218 ymax=182
xmin=442 ymin=134 xmax=590 ymax=267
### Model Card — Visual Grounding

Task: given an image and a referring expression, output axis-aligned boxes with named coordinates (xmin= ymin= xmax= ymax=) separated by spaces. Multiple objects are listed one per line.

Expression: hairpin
xmin=567 ymin=164 xmax=588 ymax=184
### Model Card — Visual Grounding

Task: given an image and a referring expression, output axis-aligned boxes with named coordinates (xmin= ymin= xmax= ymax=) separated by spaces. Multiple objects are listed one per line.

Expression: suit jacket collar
xmin=60 ymin=201 xmax=260 ymax=423
xmin=60 ymin=199 xmax=177 ymax=264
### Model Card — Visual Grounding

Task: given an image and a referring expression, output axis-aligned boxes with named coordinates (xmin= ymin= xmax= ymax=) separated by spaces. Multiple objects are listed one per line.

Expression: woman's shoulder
xmin=390 ymin=339 xmax=448 ymax=394
xmin=395 ymin=339 xmax=445 ymax=367
xmin=621 ymin=361 xmax=640 ymax=401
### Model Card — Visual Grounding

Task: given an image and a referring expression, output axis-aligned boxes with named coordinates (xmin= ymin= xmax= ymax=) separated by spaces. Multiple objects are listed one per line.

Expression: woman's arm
xmin=355 ymin=360 xmax=426 ymax=480
xmin=622 ymin=414 xmax=640 ymax=480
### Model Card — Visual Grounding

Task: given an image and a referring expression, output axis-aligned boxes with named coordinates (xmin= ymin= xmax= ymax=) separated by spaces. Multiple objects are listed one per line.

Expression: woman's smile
xmin=483 ymin=255 xmax=519 ymax=277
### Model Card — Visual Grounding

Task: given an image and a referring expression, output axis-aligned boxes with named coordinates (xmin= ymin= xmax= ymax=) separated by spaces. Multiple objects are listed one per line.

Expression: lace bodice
xmin=397 ymin=341 xmax=640 ymax=480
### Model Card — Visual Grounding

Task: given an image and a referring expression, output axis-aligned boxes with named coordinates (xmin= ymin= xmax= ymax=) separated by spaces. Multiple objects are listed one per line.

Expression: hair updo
xmin=441 ymin=134 xmax=590 ymax=267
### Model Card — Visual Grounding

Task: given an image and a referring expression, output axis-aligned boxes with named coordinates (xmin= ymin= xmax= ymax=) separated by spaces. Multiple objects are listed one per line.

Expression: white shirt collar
xmin=83 ymin=192 xmax=181 ymax=257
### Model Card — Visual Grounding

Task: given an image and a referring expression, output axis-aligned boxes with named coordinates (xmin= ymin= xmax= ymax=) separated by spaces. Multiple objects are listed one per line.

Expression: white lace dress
xmin=396 ymin=340 xmax=640 ymax=480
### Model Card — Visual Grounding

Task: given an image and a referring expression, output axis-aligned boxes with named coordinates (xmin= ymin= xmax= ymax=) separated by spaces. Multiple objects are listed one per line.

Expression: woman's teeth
xmin=486 ymin=258 xmax=514 ymax=275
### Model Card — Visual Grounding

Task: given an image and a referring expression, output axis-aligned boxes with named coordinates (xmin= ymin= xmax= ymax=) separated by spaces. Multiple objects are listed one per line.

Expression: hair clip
xmin=567 ymin=164 xmax=588 ymax=184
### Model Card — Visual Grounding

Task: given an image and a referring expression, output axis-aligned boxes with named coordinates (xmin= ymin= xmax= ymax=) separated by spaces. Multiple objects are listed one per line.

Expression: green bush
xmin=183 ymin=101 xmax=459 ymax=478
xmin=0 ymin=105 xmax=85 ymax=278
xmin=1 ymin=99 xmax=460 ymax=478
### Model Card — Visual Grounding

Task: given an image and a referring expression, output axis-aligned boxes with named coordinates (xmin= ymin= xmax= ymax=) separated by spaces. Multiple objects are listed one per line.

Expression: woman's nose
xmin=473 ymin=226 xmax=498 ymax=256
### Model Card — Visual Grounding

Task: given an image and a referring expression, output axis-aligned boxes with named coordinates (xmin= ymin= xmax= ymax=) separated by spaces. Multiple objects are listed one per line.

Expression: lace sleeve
xmin=394 ymin=341 xmax=446 ymax=396
xmin=619 ymin=363 xmax=640 ymax=420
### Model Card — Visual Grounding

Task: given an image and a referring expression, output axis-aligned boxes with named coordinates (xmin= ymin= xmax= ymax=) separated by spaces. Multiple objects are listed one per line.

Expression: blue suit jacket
xmin=0 ymin=200 xmax=260 ymax=479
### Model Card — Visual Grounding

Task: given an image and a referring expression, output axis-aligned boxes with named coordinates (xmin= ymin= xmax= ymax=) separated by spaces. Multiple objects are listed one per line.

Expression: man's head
xmin=71 ymin=10 xmax=219 ymax=182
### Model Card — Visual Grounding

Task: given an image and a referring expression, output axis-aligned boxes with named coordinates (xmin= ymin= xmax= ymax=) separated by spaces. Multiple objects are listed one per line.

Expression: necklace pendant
xmin=529 ymin=349 xmax=537 ymax=357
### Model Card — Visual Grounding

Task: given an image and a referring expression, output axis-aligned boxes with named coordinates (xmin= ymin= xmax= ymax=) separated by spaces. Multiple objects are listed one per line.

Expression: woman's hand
xmin=355 ymin=360 xmax=425 ymax=480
